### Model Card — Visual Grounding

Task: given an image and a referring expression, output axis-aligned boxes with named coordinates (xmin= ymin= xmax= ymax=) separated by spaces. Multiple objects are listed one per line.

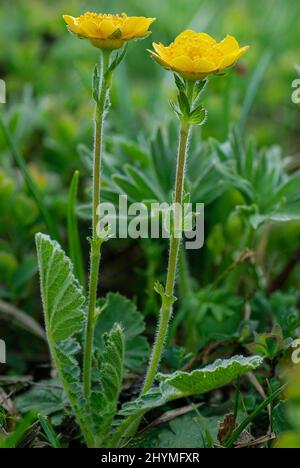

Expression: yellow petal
xmin=219 ymin=45 xmax=250 ymax=69
xmin=193 ymin=58 xmax=217 ymax=73
xmin=133 ymin=18 xmax=156 ymax=37
xmin=175 ymin=30 xmax=197 ymax=43
xmin=98 ymin=19 xmax=118 ymax=38
xmin=153 ymin=42 xmax=169 ymax=59
xmin=170 ymin=56 xmax=194 ymax=73
xmin=122 ymin=17 xmax=141 ymax=37
xmin=63 ymin=15 xmax=82 ymax=34
xmin=148 ymin=51 xmax=171 ymax=69
xmin=80 ymin=20 xmax=100 ymax=38
xmin=218 ymin=35 xmax=240 ymax=54
xmin=195 ymin=33 xmax=216 ymax=44
xmin=237 ymin=45 xmax=250 ymax=58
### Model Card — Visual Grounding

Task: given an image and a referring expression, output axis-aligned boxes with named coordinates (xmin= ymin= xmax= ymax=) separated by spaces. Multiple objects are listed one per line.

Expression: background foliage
xmin=0 ymin=0 xmax=300 ymax=448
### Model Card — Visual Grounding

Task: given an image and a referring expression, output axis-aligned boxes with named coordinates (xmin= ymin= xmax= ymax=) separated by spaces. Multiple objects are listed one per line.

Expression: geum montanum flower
xmin=63 ymin=12 xmax=156 ymax=50
xmin=149 ymin=30 xmax=249 ymax=81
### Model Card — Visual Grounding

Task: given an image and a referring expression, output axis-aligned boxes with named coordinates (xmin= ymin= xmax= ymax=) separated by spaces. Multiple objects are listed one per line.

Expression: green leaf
xmin=38 ymin=414 xmax=62 ymax=448
xmin=178 ymin=91 xmax=190 ymax=116
xmin=35 ymin=234 xmax=93 ymax=446
xmin=188 ymin=106 xmax=208 ymax=126
xmin=95 ymin=293 xmax=149 ymax=372
xmin=120 ymin=356 xmax=263 ymax=417
xmin=105 ymin=45 xmax=128 ymax=79
xmin=108 ymin=28 xmax=122 ymax=40
xmin=173 ymin=74 xmax=186 ymax=93
xmin=15 ymin=379 xmax=67 ymax=422
xmin=92 ymin=65 xmax=100 ymax=103
xmin=0 ymin=413 xmax=36 ymax=449
xmin=158 ymin=414 xmax=219 ymax=449
xmin=193 ymin=79 xmax=208 ymax=104
xmin=91 ymin=324 xmax=125 ymax=445
xmin=156 ymin=355 xmax=263 ymax=398
xmin=35 ymin=233 xmax=86 ymax=342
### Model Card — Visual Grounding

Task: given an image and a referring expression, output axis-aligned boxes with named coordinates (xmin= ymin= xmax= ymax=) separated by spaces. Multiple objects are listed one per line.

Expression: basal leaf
xmin=91 ymin=324 xmax=125 ymax=446
xmin=15 ymin=379 xmax=67 ymax=423
xmin=158 ymin=414 xmax=219 ymax=449
xmin=95 ymin=293 xmax=149 ymax=372
xmin=157 ymin=355 xmax=263 ymax=398
xmin=119 ymin=356 xmax=263 ymax=418
xmin=35 ymin=234 xmax=93 ymax=446
xmin=35 ymin=233 xmax=86 ymax=342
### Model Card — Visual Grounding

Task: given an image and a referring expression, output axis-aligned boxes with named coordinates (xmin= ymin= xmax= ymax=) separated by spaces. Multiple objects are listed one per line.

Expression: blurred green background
xmin=0 ymin=0 xmax=299 ymax=375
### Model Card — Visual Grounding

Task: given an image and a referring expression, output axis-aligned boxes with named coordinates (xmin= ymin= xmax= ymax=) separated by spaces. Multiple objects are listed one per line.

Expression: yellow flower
xmin=63 ymin=12 xmax=156 ymax=50
xmin=149 ymin=30 xmax=250 ymax=81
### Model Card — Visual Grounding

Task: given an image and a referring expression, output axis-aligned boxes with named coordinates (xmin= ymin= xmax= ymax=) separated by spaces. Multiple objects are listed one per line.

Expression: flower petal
xmin=80 ymin=20 xmax=100 ymax=38
xmin=193 ymin=58 xmax=217 ymax=73
xmin=133 ymin=18 xmax=156 ymax=37
xmin=122 ymin=17 xmax=141 ymax=38
xmin=98 ymin=19 xmax=118 ymax=38
xmin=170 ymin=56 xmax=194 ymax=73
xmin=219 ymin=45 xmax=250 ymax=69
xmin=218 ymin=35 xmax=240 ymax=54
xmin=148 ymin=51 xmax=171 ymax=69
xmin=63 ymin=15 xmax=82 ymax=34
xmin=196 ymin=33 xmax=216 ymax=44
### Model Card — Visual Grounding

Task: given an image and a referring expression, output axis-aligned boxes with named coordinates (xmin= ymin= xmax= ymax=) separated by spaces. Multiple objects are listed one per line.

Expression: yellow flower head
xmin=149 ymin=30 xmax=250 ymax=81
xmin=63 ymin=12 xmax=156 ymax=50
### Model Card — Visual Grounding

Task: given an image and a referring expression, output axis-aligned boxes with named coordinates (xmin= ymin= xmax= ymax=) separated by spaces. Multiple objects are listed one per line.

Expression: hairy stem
xmin=142 ymin=121 xmax=191 ymax=394
xmin=111 ymin=120 xmax=192 ymax=448
xmin=83 ymin=50 xmax=111 ymax=407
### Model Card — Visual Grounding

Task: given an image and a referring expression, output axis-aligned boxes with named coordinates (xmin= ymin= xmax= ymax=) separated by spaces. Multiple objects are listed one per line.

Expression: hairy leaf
xmin=91 ymin=324 xmax=125 ymax=445
xmin=157 ymin=356 xmax=263 ymax=397
xmin=158 ymin=414 xmax=219 ymax=449
xmin=15 ymin=379 xmax=67 ymax=424
xmin=120 ymin=356 xmax=263 ymax=417
xmin=35 ymin=234 xmax=91 ymax=443
xmin=35 ymin=233 xmax=86 ymax=342
xmin=95 ymin=293 xmax=149 ymax=371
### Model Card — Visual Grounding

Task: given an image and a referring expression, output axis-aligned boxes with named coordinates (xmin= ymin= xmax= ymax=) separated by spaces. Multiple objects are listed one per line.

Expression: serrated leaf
xmin=15 ymin=379 xmax=66 ymax=421
xmin=35 ymin=233 xmax=86 ymax=342
xmin=35 ymin=234 xmax=92 ymax=445
xmin=158 ymin=414 xmax=219 ymax=449
xmin=91 ymin=324 xmax=125 ymax=445
xmin=157 ymin=355 xmax=263 ymax=397
xmin=119 ymin=356 xmax=263 ymax=417
xmin=95 ymin=293 xmax=149 ymax=371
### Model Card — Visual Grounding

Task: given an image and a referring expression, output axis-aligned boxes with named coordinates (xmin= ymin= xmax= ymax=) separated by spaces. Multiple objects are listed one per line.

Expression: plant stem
xmin=83 ymin=50 xmax=111 ymax=407
xmin=110 ymin=121 xmax=191 ymax=448
xmin=142 ymin=120 xmax=191 ymax=395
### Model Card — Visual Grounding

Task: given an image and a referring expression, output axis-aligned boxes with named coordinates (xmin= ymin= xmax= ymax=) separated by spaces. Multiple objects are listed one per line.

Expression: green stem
xmin=142 ymin=121 xmax=191 ymax=394
xmin=111 ymin=121 xmax=192 ymax=448
xmin=83 ymin=50 xmax=111 ymax=407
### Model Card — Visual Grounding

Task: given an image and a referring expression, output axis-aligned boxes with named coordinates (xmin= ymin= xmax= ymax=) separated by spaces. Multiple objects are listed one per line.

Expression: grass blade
xmin=224 ymin=384 xmax=286 ymax=448
xmin=238 ymin=51 xmax=272 ymax=134
xmin=38 ymin=414 xmax=62 ymax=448
xmin=0 ymin=115 xmax=60 ymax=241
xmin=67 ymin=170 xmax=85 ymax=290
